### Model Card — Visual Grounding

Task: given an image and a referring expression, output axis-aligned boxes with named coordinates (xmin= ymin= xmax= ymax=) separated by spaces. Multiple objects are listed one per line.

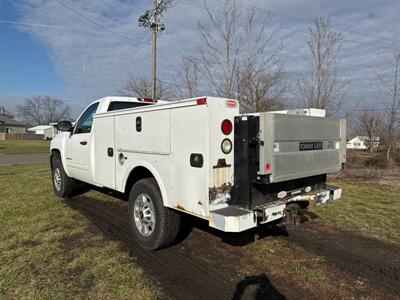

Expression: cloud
xmin=8 ymin=0 xmax=400 ymax=114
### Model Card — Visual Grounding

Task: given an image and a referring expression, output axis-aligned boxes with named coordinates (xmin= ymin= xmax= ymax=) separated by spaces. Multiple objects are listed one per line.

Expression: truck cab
xmin=51 ymin=96 xmax=162 ymax=184
xmin=50 ymin=96 xmax=346 ymax=250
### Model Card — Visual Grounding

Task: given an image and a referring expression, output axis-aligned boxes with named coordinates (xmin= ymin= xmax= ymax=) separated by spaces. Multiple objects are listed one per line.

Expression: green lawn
xmin=311 ymin=180 xmax=400 ymax=243
xmin=0 ymin=140 xmax=50 ymax=154
xmin=0 ymin=164 xmax=160 ymax=299
xmin=247 ymin=179 xmax=400 ymax=298
xmin=1 ymin=163 xmax=398 ymax=299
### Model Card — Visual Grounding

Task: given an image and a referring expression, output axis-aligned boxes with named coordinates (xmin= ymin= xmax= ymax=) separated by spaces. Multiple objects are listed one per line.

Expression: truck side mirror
xmin=56 ymin=120 xmax=73 ymax=132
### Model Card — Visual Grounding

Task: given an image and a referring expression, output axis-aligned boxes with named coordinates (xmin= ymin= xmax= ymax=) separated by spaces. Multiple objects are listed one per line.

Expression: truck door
xmin=93 ymin=115 xmax=116 ymax=189
xmin=65 ymin=102 xmax=99 ymax=182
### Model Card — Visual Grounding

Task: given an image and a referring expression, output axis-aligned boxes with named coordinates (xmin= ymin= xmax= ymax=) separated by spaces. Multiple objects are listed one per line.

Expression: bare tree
xmin=189 ymin=2 xmax=287 ymax=112
xmin=296 ymin=17 xmax=348 ymax=115
xmin=175 ymin=56 xmax=200 ymax=98
xmin=357 ymin=107 xmax=382 ymax=152
xmin=237 ymin=62 xmax=288 ymax=112
xmin=16 ymin=95 xmax=71 ymax=126
xmin=119 ymin=75 xmax=174 ymax=100
xmin=378 ymin=51 xmax=400 ymax=165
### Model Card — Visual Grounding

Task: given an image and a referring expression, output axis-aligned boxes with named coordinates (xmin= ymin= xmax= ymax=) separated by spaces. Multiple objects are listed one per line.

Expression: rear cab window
xmin=107 ymin=101 xmax=152 ymax=112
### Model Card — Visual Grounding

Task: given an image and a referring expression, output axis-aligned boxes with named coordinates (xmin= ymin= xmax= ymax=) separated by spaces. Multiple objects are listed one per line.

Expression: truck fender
xmin=50 ymin=147 xmax=72 ymax=178
xmin=50 ymin=136 xmax=73 ymax=178
xmin=122 ymin=161 xmax=170 ymax=207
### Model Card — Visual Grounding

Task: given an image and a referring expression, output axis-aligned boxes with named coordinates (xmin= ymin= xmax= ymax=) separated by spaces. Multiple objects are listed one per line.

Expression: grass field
xmin=247 ymin=179 xmax=400 ymax=298
xmin=312 ymin=180 xmax=400 ymax=243
xmin=1 ymin=163 xmax=399 ymax=299
xmin=0 ymin=140 xmax=50 ymax=154
xmin=0 ymin=164 xmax=160 ymax=299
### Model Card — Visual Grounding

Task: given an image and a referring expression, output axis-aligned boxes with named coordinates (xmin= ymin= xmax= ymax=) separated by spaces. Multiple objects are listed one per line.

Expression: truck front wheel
xmin=51 ymin=156 xmax=76 ymax=198
xmin=128 ymin=178 xmax=180 ymax=250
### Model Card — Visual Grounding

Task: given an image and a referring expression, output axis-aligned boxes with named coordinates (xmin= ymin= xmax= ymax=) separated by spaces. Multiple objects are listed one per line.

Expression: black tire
xmin=128 ymin=178 xmax=180 ymax=250
xmin=51 ymin=155 xmax=76 ymax=198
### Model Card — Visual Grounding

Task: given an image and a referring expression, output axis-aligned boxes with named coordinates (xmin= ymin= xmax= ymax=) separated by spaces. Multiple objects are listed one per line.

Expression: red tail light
xmin=137 ymin=97 xmax=157 ymax=102
xmin=196 ymin=97 xmax=207 ymax=105
xmin=221 ymin=119 xmax=233 ymax=135
xmin=143 ymin=97 xmax=157 ymax=102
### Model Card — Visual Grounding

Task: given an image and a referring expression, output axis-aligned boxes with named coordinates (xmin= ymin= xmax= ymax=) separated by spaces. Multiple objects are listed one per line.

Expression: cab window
xmin=75 ymin=102 xmax=99 ymax=134
xmin=107 ymin=101 xmax=150 ymax=111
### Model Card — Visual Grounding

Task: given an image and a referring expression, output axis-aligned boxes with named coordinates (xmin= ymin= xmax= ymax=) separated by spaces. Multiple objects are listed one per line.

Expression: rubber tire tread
xmin=52 ymin=155 xmax=76 ymax=198
xmin=128 ymin=178 xmax=180 ymax=250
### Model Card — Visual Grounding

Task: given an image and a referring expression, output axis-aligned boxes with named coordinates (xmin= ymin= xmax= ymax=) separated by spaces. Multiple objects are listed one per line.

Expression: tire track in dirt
xmin=285 ymin=222 xmax=400 ymax=297
xmin=66 ymin=195 xmax=400 ymax=299
xmin=69 ymin=200 xmax=233 ymax=299
xmin=67 ymin=197 xmax=287 ymax=300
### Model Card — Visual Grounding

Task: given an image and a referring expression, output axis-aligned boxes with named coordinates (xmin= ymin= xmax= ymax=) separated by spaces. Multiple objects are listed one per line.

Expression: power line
xmin=227 ymin=0 xmax=400 ymax=45
xmin=53 ymin=0 xmax=145 ymax=46
xmin=4 ymin=0 xmax=167 ymax=50
xmin=53 ymin=0 xmax=180 ymax=79
xmin=0 ymin=19 xmax=64 ymax=28
xmin=179 ymin=0 xmax=399 ymax=51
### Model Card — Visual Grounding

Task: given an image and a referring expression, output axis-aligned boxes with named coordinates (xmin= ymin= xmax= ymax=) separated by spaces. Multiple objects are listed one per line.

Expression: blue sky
xmin=1 ymin=0 xmax=399 ymax=116
xmin=0 ymin=1 xmax=62 ymax=103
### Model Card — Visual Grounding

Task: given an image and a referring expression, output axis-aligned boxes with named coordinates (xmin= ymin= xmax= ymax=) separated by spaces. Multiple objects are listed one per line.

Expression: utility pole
xmin=151 ymin=0 xmax=157 ymax=99
xmin=138 ymin=0 xmax=173 ymax=99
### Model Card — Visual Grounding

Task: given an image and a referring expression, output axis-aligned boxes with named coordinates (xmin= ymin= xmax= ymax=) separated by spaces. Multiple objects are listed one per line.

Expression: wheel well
xmin=296 ymin=200 xmax=310 ymax=209
xmin=50 ymin=149 xmax=61 ymax=168
xmin=125 ymin=166 xmax=154 ymax=194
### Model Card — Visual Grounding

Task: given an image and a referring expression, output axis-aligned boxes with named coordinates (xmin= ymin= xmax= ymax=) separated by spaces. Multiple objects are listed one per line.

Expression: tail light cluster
xmin=221 ymin=119 xmax=233 ymax=154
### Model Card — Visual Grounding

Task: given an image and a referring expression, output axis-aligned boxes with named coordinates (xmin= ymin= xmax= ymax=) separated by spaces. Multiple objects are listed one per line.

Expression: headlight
xmin=221 ymin=138 xmax=232 ymax=154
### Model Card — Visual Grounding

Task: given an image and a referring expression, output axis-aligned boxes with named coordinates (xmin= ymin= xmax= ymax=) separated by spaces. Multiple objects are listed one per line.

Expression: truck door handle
xmin=107 ymin=147 xmax=114 ymax=157
xmin=80 ymin=141 xmax=87 ymax=145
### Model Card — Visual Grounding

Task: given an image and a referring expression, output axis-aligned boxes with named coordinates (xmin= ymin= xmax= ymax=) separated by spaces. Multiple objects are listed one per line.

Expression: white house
xmin=28 ymin=125 xmax=57 ymax=140
xmin=347 ymin=136 xmax=380 ymax=150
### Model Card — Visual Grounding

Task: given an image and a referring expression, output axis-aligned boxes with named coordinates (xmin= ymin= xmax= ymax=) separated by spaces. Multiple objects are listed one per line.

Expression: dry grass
xmin=0 ymin=164 xmax=161 ymax=299
xmin=345 ymin=149 xmax=400 ymax=168
xmin=246 ymin=179 xmax=400 ymax=299
xmin=0 ymin=140 xmax=50 ymax=154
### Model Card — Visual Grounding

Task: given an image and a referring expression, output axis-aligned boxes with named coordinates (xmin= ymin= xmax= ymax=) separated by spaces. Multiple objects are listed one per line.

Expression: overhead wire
xmin=0 ymin=19 xmax=65 ymax=28
xmin=3 ymin=0 xmax=397 ymax=99
xmin=53 ymin=0 xmax=179 ymax=81
xmin=53 ymin=0 xmax=135 ymax=45
xmin=178 ymin=0 xmax=399 ymax=51
xmin=226 ymin=0 xmax=400 ymax=45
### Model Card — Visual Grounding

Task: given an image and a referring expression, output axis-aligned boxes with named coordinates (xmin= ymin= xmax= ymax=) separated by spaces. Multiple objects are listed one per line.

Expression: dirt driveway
xmin=67 ymin=195 xmax=400 ymax=300
xmin=0 ymin=153 xmax=49 ymax=165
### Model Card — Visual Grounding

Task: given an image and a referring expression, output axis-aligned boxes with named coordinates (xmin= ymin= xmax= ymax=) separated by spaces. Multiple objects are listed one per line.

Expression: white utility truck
xmin=51 ymin=96 xmax=346 ymax=250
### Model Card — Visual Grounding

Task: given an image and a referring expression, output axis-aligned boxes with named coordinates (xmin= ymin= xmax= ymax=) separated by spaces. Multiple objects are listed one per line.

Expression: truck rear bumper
xmin=209 ymin=186 xmax=342 ymax=232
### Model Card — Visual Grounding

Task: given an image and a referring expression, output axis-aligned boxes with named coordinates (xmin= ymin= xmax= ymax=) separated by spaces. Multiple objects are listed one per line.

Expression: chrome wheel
xmin=54 ymin=168 xmax=62 ymax=191
xmin=133 ymin=193 xmax=156 ymax=237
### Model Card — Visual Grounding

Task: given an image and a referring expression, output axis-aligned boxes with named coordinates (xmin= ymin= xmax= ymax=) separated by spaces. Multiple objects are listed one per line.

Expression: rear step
xmin=209 ymin=202 xmax=286 ymax=232
xmin=209 ymin=186 xmax=342 ymax=232
xmin=209 ymin=206 xmax=257 ymax=232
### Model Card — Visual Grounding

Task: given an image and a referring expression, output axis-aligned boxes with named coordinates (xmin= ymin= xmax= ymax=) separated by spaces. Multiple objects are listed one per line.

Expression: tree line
xmin=16 ymin=2 xmax=399 ymax=165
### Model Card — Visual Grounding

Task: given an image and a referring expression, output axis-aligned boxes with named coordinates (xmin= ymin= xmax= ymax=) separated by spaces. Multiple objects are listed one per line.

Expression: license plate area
xmin=299 ymin=141 xmax=323 ymax=151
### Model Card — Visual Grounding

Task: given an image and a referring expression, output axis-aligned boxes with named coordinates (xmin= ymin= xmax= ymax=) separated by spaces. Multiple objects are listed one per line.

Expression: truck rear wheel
xmin=128 ymin=178 xmax=180 ymax=250
xmin=51 ymin=156 xmax=76 ymax=198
